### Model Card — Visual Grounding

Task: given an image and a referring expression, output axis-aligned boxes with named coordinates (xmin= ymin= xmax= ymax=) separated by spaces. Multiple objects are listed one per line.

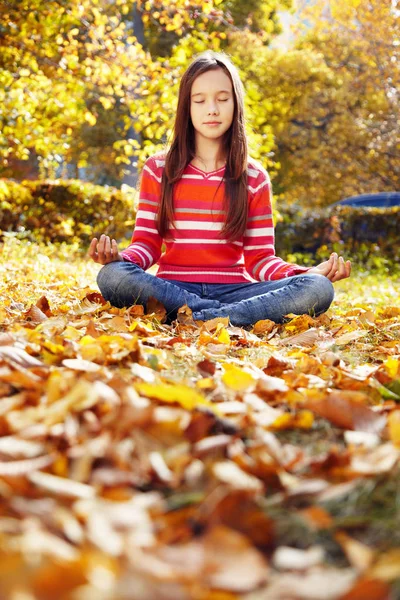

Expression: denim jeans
xmin=97 ymin=261 xmax=334 ymax=326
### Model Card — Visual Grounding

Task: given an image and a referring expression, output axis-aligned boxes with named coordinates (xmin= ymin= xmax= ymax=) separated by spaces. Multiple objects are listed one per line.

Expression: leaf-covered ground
xmin=1 ymin=236 xmax=400 ymax=600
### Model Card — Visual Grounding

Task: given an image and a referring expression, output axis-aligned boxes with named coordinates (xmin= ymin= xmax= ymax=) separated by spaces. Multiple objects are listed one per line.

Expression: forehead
xmin=191 ymin=68 xmax=233 ymax=95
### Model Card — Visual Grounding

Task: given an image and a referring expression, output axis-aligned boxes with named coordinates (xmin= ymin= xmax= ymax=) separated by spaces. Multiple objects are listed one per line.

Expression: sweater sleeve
xmin=244 ymin=170 xmax=311 ymax=281
xmin=120 ymin=156 xmax=163 ymax=269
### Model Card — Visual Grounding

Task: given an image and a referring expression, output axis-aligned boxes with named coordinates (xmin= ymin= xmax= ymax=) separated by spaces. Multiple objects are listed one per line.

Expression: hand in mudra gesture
xmin=88 ymin=234 xmax=123 ymax=264
xmin=305 ymin=252 xmax=351 ymax=283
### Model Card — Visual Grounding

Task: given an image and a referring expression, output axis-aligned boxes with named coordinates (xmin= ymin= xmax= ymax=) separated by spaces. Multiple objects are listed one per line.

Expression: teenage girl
xmin=89 ymin=51 xmax=351 ymax=326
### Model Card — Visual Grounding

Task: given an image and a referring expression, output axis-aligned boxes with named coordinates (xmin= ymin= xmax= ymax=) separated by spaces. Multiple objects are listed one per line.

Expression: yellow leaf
xmin=388 ymin=411 xmax=400 ymax=447
xmin=270 ymin=410 xmax=314 ymax=430
xmin=63 ymin=326 xmax=82 ymax=341
xmin=43 ymin=340 xmax=65 ymax=354
xmin=135 ymin=382 xmax=218 ymax=413
xmin=384 ymin=357 xmax=399 ymax=379
xmin=217 ymin=326 xmax=230 ymax=345
xmin=79 ymin=335 xmax=97 ymax=345
xmin=196 ymin=377 xmax=216 ymax=390
xmin=222 ymin=364 xmax=255 ymax=391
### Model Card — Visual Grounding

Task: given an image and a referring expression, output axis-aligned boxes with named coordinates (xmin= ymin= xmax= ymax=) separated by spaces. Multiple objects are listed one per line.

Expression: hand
xmin=88 ymin=235 xmax=123 ymax=264
xmin=305 ymin=252 xmax=351 ymax=283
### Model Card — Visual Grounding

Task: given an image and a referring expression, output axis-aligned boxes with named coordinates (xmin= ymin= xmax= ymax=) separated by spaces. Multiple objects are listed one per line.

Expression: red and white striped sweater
xmin=120 ymin=155 xmax=310 ymax=283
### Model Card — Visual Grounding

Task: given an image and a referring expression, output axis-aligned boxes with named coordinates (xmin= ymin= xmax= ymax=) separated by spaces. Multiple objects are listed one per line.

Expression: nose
xmin=207 ymin=101 xmax=219 ymax=115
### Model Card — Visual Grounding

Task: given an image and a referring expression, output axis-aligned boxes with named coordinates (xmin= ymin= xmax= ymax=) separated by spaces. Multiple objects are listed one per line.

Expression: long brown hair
xmin=157 ymin=51 xmax=248 ymax=241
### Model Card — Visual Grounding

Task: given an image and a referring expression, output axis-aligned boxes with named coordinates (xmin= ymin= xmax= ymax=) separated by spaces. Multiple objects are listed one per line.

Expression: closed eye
xmin=193 ymin=99 xmax=229 ymax=103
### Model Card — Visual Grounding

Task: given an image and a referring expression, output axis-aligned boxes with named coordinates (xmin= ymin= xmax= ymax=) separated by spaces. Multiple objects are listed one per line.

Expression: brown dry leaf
xmin=146 ymin=296 xmax=167 ymax=322
xmin=127 ymin=304 xmax=145 ymax=318
xmin=262 ymin=354 xmax=292 ymax=377
xmin=202 ymin=316 xmax=230 ymax=332
xmin=377 ymin=307 xmax=400 ymax=319
xmin=107 ymin=315 xmax=129 ymax=332
xmin=252 ymin=319 xmax=276 ymax=335
xmin=23 ymin=304 xmax=49 ymax=324
xmin=334 ymin=330 xmax=369 ymax=345
xmin=84 ymin=291 xmax=108 ymax=304
xmin=369 ymin=548 xmax=400 ymax=581
xmin=177 ymin=304 xmax=196 ymax=326
xmin=35 ymin=295 xmax=53 ymax=317
xmin=281 ymin=328 xmax=322 ymax=347
xmin=305 ymin=390 xmax=387 ymax=432
xmin=298 ymin=506 xmax=333 ymax=530
xmin=134 ymin=525 xmax=269 ymax=593
xmin=197 ymin=358 xmax=217 ymax=376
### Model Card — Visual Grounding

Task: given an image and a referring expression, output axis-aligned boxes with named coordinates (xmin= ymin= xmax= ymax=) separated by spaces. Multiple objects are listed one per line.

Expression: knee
xmin=308 ymin=273 xmax=335 ymax=312
xmin=96 ymin=261 xmax=124 ymax=298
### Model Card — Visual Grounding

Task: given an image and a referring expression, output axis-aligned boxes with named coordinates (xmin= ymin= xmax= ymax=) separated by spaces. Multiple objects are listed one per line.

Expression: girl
xmin=89 ymin=51 xmax=351 ymax=326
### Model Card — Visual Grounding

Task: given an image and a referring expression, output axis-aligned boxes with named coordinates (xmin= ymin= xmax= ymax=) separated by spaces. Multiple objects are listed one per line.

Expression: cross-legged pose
xmin=89 ymin=51 xmax=351 ymax=326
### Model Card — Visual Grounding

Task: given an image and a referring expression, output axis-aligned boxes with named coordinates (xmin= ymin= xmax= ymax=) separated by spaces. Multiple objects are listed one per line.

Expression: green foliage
xmin=0 ymin=178 xmax=136 ymax=244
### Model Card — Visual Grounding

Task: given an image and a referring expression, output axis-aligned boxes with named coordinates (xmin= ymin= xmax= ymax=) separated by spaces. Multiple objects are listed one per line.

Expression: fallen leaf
xmin=222 ymin=363 xmax=255 ymax=392
xmin=0 ymin=346 xmax=44 ymax=368
xmin=62 ymin=358 xmax=101 ymax=372
xmin=305 ymin=390 xmax=387 ymax=432
xmin=28 ymin=471 xmax=96 ymax=499
xmin=135 ymin=381 xmax=218 ymax=412
xmin=335 ymin=531 xmax=375 ymax=572
xmin=272 ymin=545 xmax=325 ymax=570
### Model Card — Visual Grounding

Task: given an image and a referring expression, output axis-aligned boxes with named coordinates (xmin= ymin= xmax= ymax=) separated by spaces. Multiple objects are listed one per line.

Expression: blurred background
xmin=0 ymin=0 xmax=399 ymax=264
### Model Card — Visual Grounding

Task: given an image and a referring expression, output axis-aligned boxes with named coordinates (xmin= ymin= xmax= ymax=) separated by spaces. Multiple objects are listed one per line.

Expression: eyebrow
xmin=191 ymin=90 xmax=231 ymax=97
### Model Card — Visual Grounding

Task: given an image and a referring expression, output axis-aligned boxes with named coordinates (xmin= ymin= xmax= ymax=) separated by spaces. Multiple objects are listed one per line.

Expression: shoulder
xmin=142 ymin=152 xmax=166 ymax=183
xmin=246 ymin=157 xmax=271 ymax=194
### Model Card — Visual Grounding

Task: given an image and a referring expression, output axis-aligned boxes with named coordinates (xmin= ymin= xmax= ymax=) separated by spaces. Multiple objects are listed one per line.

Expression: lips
xmin=204 ymin=122 xmax=221 ymax=125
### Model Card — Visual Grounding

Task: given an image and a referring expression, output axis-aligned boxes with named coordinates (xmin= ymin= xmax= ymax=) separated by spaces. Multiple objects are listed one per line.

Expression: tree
xmin=0 ymin=0 xmax=295 ymax=183
xmin=270 ymin=0 xmax=400 ymax=205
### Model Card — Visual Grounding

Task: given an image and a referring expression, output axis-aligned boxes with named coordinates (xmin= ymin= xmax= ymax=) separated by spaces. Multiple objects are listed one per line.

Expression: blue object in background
xmin=333 ymin=192 xmax=400 ymax=208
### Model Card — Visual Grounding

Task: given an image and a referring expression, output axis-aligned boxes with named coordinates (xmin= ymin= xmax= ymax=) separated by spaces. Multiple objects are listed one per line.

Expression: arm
xmin=244 ymin=174 xmax=311 ymax=281
xmin=120 ymin=156 xmax=163 ymax=268
xmin=88 ymin=156 xmax=163 ymax=267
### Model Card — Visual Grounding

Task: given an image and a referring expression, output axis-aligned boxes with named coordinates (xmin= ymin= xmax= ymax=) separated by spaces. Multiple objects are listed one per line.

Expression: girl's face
xmin=190 ymin=68 xmax=234 ymax=143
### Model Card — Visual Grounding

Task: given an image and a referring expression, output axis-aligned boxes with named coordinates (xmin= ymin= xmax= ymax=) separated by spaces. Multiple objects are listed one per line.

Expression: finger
xmin=111 ymin=239 xmax=119 ymax=259
xmin=97 ymin=234 xmax=106 ymax=258
xmin=337 ymin=256 xmax=346 ymax=278
xmin=104 ymin=235 xmax=111 ymax=257
xmin=88 ymin=238 xmax=98 ymax=259
xmin=326 ymin=253 xmax=338 ymax=280
xmin=331 ymin=257 xmax=350 ymax=282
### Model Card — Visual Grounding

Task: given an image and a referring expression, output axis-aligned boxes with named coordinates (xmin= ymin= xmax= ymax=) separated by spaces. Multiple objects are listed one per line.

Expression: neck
xmin=193 ymin=138 xmax=226 ymax=170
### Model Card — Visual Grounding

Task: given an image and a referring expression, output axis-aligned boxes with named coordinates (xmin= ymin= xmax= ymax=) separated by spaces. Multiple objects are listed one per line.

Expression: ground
xmin=0 ymin=236 xmax=400 ymax=600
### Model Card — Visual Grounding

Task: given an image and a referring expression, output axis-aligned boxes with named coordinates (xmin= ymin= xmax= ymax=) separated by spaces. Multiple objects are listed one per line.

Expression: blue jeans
xmin=97 ymin=262 xmax=334 ymax=326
